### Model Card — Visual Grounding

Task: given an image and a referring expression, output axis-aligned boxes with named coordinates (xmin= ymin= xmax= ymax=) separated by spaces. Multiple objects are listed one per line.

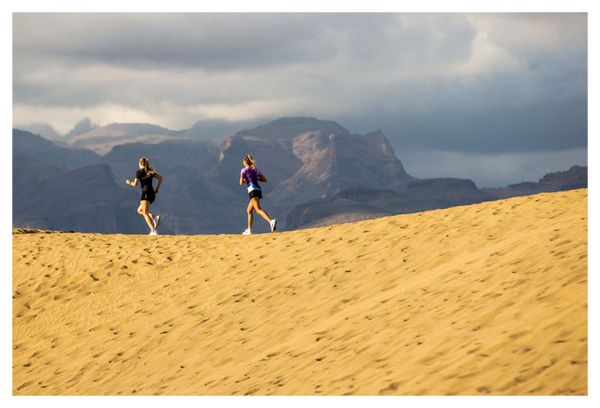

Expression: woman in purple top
xmin=239 ymin=154 xmax=277 ymax=235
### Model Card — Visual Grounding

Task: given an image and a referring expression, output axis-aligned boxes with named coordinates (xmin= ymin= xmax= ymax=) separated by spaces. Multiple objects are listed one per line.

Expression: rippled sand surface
xmin=13 ymin=189 xmax=587 ymax=395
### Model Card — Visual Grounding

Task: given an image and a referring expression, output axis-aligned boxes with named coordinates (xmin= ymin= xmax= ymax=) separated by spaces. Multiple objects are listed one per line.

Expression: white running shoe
xmin=242 ymin=229 xmax=252 ymax=235
xmin=149 ymin=230 xmax=158 ymax=236
xmin=153 ymin=215 xmax=161 ymax=229
xmin=269 ymin=219 xmax=277 ymax=232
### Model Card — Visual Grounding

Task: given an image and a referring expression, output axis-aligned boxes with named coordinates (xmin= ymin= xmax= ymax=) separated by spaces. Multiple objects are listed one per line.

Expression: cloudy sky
xmin=12 ymin=13 xmax=587 ymax=186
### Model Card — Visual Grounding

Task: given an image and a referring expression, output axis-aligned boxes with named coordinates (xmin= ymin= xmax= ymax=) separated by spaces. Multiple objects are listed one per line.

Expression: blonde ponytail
xmin=243 ymin=154 xmax=255 ymax=168
xmin=139 ymin=157 xmax=157 ymax=177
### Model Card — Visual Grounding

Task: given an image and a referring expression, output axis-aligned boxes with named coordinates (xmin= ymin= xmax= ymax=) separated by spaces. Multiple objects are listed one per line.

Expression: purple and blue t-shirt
xmin=240 ymin=167 xmax=264 ymax=190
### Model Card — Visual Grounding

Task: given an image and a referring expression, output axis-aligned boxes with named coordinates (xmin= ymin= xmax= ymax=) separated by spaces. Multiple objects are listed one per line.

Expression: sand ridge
xmin=12 ymin=189 xmax=587 ymax=395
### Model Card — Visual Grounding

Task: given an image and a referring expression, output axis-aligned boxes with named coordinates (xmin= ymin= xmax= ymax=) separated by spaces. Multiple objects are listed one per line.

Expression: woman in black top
xmin=125 ymin=157 xmax=163 ymax=235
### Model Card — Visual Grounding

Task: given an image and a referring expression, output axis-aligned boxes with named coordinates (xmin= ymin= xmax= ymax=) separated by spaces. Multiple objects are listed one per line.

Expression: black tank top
xmin=135 ymin=169 xmax=154 ymax=192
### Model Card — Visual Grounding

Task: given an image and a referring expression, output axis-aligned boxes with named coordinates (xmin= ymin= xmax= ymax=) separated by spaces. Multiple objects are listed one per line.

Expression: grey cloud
xmin=14 ymin=13 xmax=371 ymax=70
xmin=341 ymin=96 xmax=587 ymax=154
xmin=480 ymin=13 xmax=587 ymax=52
xmin=12 ymin=13 xmax=587 ymax=158
xmin=13 ymin=13 xmax=479 ymax=71
xmin=12 ymin=14 xmax=418 ymax=109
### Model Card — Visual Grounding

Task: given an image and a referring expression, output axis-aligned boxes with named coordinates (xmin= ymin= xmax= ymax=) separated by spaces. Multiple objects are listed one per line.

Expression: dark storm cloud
xmin=341 ymin=96 xmax=587 ymax=154
xmin=14 ymin=13 xmax=405 ymax=69
xmin=12 ymin=13 xmax=481 ymax=78
xmin=13 ymin=13 xmax=587 ymax=159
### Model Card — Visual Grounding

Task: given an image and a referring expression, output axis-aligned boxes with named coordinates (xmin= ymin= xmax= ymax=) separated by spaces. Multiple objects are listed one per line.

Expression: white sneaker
xmin=153 ymin=215 xmax=161 ymax=229
xmin=149 ymin=230 xmax=158 ymax=236
xmin=242 ymin=229 xmax=252 ymax=235
xmin=269 ymin=219 xmax=277 ymax=232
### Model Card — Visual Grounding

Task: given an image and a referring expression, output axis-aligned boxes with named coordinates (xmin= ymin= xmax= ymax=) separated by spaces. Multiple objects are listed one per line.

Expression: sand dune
xmin=12 ymin=189 xmax=587 ymax=395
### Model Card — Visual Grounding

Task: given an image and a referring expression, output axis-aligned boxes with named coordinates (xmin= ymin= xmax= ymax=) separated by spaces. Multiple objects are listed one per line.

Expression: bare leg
xmin=246 ymin=200 xmax=254 ymax=230
xmin=148 ymin=209 xmax=156 ymax=228
xmin=251 ymin=198 xmax=272 ymax=222
xmin=137 ymin=201 xmax=156 ymax=232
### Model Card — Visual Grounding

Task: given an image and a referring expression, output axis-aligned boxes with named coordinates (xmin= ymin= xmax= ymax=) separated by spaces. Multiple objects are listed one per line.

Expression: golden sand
xmin=12 ymin=189 xmax=587 ymax=395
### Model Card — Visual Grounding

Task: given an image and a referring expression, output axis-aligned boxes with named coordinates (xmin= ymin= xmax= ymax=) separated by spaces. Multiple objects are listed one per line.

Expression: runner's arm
xmin=154 ymin=174 xmax=163 ymax=193
xmin=125 ymin=178 xmax=139 ymax=187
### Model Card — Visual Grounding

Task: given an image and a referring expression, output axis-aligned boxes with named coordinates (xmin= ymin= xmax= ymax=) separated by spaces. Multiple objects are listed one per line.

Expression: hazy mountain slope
xmin=13 ymin=129 xmax=100 ymax=170
xmin=69 ymin=123 xmax=179 ymax=154
xmin=483 ymin=166 xmax=587 ymax=199
xmin=13 ymin=161 xmax=144 ymax=233
xmin=17 ymin=123 xmax=62 ymax=140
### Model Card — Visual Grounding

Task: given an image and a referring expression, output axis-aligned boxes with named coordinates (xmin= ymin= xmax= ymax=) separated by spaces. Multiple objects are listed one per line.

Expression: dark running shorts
xmin=141 ymin=189 xmax=155 ymax=204
xmin=248 ymin=189 xmax=262 ymax=200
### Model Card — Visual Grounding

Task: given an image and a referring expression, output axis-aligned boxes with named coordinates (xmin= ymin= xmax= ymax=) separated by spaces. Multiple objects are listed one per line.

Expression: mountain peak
xmin=266 ymin=116 xmax=347 ymax=132
xmin=64 ymin=118 xmax=96 ymax=139
xmin=236 ymin=117 xmax=351 ymax=143
xmin=269 ymin=116 xmax=324 ymax=126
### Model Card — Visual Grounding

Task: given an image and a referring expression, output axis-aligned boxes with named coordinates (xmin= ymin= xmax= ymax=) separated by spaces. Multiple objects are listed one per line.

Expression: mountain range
xmin=18 ymin=118 xmax=260 ymax=154
xmin=482 ymin=166 xmax=588 ymax=198
xmin=12 ymin=117 xmax=587 ymax=234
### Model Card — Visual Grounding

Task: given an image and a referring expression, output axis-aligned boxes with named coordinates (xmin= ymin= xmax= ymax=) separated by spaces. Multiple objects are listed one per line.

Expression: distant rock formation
xmin=483 ymin=166 xmax=587 ymax=199
xmin=217 ymin=118 xmax=414 ymax=210
xmin=13 ymin=129 xmax=100 ymax=170
xmin=63 ymin=120 xmax=258 ymax=154
xmin=177 ymin=119 xmax=259 ymax=143
xmin=69 ymin=123 xmax=179 ymax=154
xmin=64 ymin=118 xmax=97 ymax=139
